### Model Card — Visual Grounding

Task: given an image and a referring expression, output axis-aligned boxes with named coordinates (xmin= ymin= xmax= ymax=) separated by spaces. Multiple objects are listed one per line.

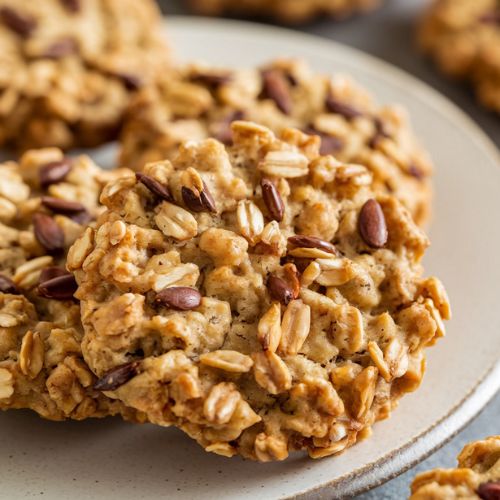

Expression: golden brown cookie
xmin=411 ymin=436 xmax=500 ymax=499
xmin=120 ymin=59 xmax=433 ymax=226
xmin=0 ymin=148 xmax=141 ymax=421
xmin=69 ymin=121 xmax=450 ymax=460
xmin=0 ymin=0 xmax=170 ymax=150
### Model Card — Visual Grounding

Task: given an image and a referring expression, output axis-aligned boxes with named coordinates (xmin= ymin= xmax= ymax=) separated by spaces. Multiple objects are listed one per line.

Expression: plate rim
xmin=167 ymin=16 xmax=500 ymax=499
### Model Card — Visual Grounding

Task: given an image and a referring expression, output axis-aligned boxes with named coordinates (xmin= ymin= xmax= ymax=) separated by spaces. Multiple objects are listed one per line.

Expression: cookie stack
xmin=0 ymin=0 xmax=456 ymax=472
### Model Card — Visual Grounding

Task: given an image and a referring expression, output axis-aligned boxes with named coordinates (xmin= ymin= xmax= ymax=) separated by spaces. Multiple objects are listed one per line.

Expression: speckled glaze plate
xmin=1 ymin=17 xmax=499 ymax=500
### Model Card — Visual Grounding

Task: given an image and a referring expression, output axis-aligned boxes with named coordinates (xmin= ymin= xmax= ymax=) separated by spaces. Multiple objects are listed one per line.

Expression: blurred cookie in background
xmin=0 ymin=0 xmax=171 ymax=151
xmin=418 ymin=0 xmax=500 ymax=114
xmin=186 ymin=0 xmax=381 ymax=24
xmin=410 ymin=435 xmax=500 ymax=499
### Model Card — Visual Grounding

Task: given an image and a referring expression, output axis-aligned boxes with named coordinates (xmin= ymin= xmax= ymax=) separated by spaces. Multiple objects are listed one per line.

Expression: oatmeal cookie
xmin=70 ymin=121 xmax=450 ymax=460
xmin=0 ymin=148 xmax=140 ymax=421
xmin=187 ymin=0 xmax=380 ymax=24
xmin=0 ymin=0 xmax=170 ymax=151
xmin=120 ymin=59 xmax=432 ymax=226
xmin=418 ymin=0 xmax=500 ymax=113
xmin=411 ymin=436 xmax=500 ymax=499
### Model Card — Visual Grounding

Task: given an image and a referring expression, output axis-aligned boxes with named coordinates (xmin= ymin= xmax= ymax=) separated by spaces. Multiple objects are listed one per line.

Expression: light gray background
xmin=159 ymin=0 xmax=499 ymax=498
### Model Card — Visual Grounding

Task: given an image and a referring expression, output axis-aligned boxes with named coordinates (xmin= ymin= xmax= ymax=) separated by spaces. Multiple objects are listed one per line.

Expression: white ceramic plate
xmin=1 ymin=17 xmax=499 ymax=500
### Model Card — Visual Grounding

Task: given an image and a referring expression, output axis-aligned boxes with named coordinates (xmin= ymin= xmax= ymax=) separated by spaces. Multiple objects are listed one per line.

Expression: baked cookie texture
xmin=0 ymin=148 xmax=140 ymax=421
xmin=187 ymin=0 xmax=381 ymax=24
xmin=69 ymin=121 xmax=450 ymax=461
xmin=0 ymin=0 xmax=169 ymax=151
xmin=418 ymin=0 xmax=500 ymax=113
xmin=410 ymin=436 xmax=500 ymax=499
xmin=120 ymin=59 xmax=433 ymax=227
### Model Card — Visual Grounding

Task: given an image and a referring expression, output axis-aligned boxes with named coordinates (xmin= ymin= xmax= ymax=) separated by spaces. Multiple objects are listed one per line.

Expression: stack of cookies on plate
xmin=2 ymin=0 xmax=479 ymax=484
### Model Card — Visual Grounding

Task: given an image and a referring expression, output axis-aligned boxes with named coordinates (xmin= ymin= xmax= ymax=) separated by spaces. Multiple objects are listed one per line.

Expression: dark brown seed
xmin=479 ymin=10 xmax=500 ymax=24
xmin=408 ymin=162 xmax=424 ymax=180
xmin=41 ymin=37 xmax=78 ymax=59
xmin=182 ymin=182 xmax=217 ymax=213
xmin=368 ymin=117 xmax=391 ymax=148
xmin=39 ymin=159 xmax=72 ymax=188
xmin=116 ymin=72 xmax=143 ymax=90
xmin=326 ymin=94 xmax=362 ymax=120
xmin=280 ymin=255 xmax=311 ymax=274
xmin=38 ymin=274 xmax=77 ymax=300
xmin=0 ymin=274 xmax=19 ymax=294
xmin=94 ymin=362 xmax=140 ymax=392
xmin=262 ymin=69 xmax=292 ymax=115
xmin=358 ymin=199 xmax=388 ymax=248
xmin=136 ymin=173 xmax=172 ymax=202
xmin=155 ymin=287 xmax=202 ymax=311
xmin=261 ymin=178 xmax=284 ymax=222
xmin=288 ymin=235 xmax=337 ymax=255
xmin=304 ymin=127 xmax=343 ymax=155
xmin=60 ymin=0 xmax=80 ymax=13
xmin=68 ymin=210 xmax=93 ymax=225
xmin=477 ymin=481 xmax=500 ymax=500
xmin=39 ymin=266 xmax=69 ymax=284
xmin=190 ymin=71 xmax=233 ymax=86
xmin=41 ymin=196 xmax=86 ymax=214
xmin=0 ymin=7 xmax=36 ymax=37
xmin=33 ymin=213 xmax=65 ymax=253
xmin=267 ymin=275 xmax=294 ymax=306
xmin=212 ymin=110 xmax=245 ymax=145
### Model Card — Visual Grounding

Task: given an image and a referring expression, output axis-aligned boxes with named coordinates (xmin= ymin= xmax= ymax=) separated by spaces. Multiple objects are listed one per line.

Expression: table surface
xmin=161 ymin=1 xmax=499 ymax=498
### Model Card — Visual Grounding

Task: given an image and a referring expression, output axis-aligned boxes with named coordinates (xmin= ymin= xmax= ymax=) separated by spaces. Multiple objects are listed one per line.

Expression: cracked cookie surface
xmin=120 ymin=59 xmax=432 ymax=226
xmin=0 ymin=0 xmax=169 ymax=150
xmin=0 ymin=148 xmax=140 ymax=421
xmin=186 ymin=0 xmax=380 ymax=24
xmin=418 ymin=0 xmax=500 ymax=113
xmin=411 ymin=436 xmax=500 ymax=499
xmin=70 ymin=121 xmax=450 ymax=460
